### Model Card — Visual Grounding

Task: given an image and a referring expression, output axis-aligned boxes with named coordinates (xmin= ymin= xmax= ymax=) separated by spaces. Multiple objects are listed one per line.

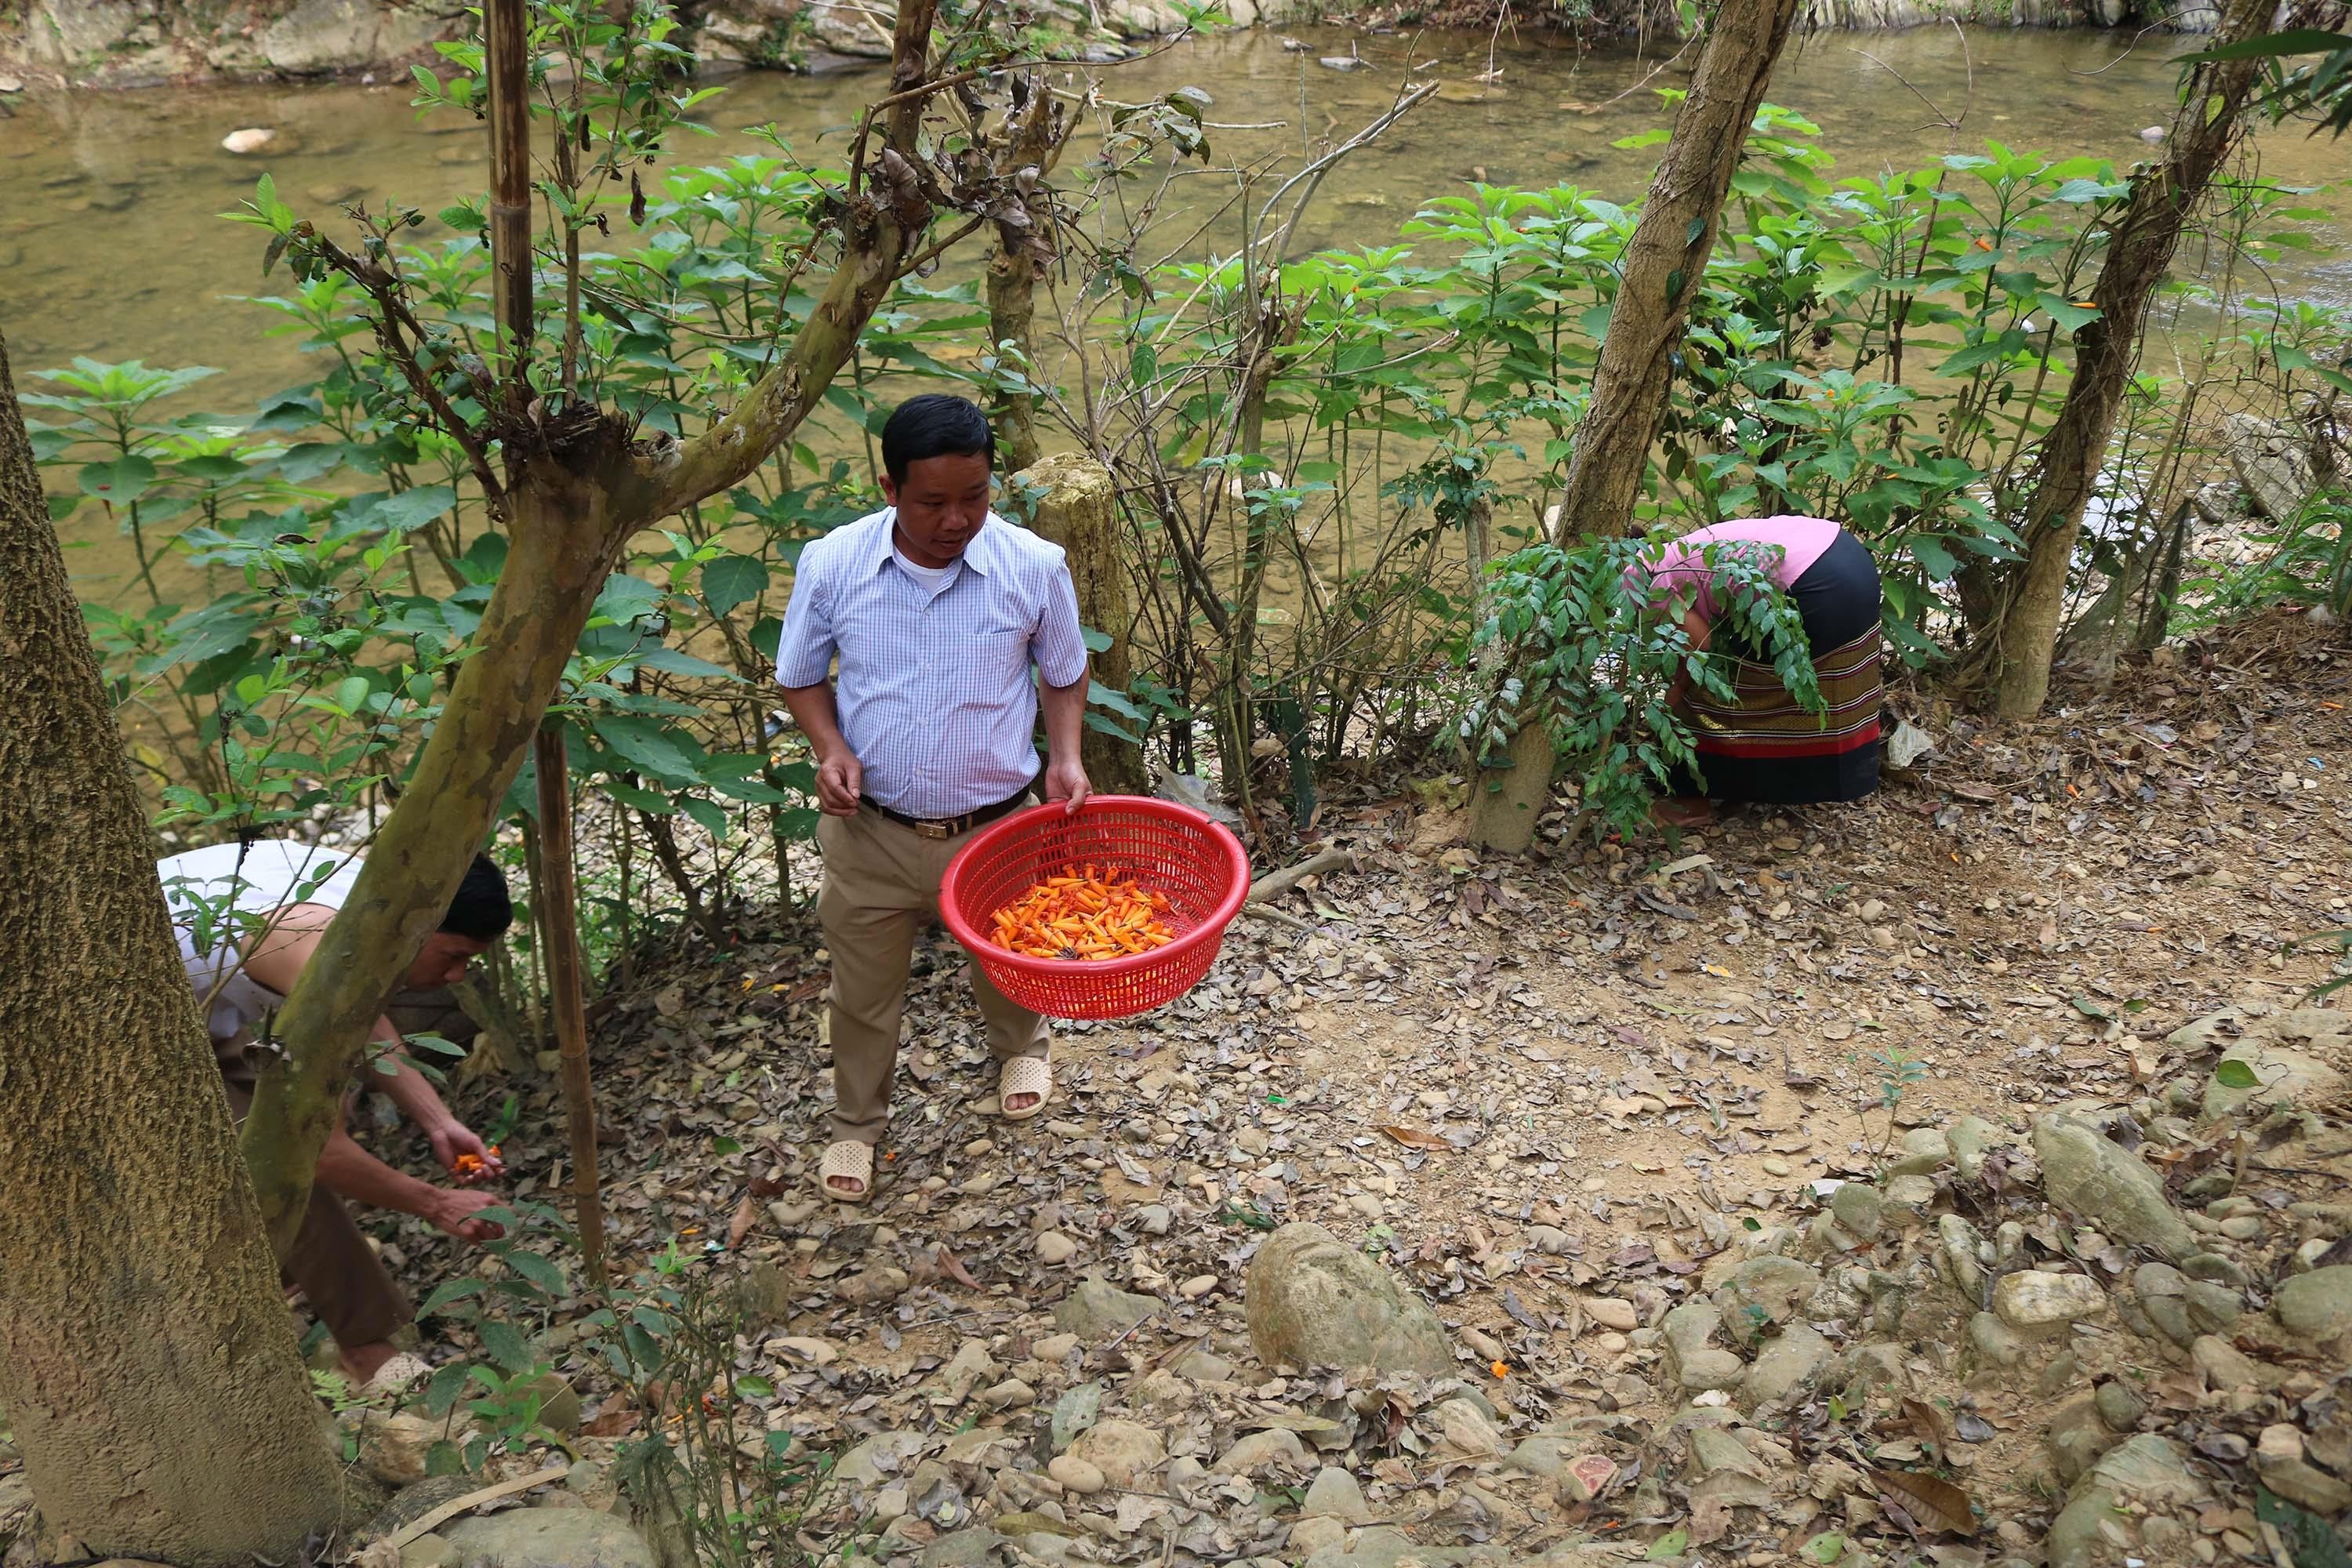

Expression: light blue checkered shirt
xmin=775 ymin=507 xmax=1089 ymax=818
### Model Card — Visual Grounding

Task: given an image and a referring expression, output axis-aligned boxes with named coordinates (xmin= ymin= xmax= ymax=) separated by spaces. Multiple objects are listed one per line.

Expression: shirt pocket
xmin=954 ymin=630 xmax=1033 ymax=708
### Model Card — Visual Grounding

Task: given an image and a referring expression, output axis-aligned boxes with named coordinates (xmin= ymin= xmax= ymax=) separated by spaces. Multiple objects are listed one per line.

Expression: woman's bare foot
xmin=1653 ymin=796 xmax=1716 ymax=829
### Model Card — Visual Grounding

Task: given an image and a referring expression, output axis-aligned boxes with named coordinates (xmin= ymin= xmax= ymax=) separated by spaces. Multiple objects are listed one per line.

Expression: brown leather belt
xmin=860 ymin=779 xmax=1038 ymax=840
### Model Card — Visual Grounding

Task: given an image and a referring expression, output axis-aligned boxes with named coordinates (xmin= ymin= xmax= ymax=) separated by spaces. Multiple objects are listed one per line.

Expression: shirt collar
xmin=864 ymin=506 xmax=1004 ymax=579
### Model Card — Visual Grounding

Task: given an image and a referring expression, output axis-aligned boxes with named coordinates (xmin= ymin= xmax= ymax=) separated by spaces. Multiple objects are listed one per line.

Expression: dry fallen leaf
xmin=1378 ymin=1125 xmax=1449 ymax=1149
xmin=582 ymin=1402 xmax=640 ymax=1438
xmin=936 ymin=1245 xmax=983 ymax=1290
xmin=1871 ymin=1467 xmax=1976 ymax=1537
xmin=1902 ymin=1396 xmax=1952 ymax=1451
xmin=727 ymin=1191 xmax=757 ymax=1250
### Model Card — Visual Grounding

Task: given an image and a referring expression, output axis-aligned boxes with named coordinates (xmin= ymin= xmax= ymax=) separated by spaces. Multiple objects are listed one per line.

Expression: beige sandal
xmin=999 ymin=1056 xmax=1053 ymax=1122
xmin=359 ymin=1351 xmax=432 ymax=1399
xmin=818 ymin=1139 xmax=876 ymax=1204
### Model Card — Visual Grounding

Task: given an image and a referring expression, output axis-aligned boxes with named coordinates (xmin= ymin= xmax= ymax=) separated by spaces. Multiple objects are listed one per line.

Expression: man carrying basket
xmin=775 ymin=395 xmax=1091 ymax=1203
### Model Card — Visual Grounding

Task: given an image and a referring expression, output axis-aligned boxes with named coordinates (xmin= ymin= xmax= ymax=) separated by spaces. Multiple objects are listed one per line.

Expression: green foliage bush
xmin=24 ymin=6 xmax=2350 ymax=902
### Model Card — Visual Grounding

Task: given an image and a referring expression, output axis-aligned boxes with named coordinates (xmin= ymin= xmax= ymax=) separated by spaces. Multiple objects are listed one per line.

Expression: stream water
xmin=4 ymin=23 xmax=2346 ymax=602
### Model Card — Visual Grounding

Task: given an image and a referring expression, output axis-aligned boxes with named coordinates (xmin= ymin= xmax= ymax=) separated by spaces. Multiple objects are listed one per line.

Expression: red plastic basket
xmin=939 ymin=796 xmax=1252 ymax=1022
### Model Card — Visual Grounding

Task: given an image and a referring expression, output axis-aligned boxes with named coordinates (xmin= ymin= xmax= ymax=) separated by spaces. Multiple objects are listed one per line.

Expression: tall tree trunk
xmin=239 ymin=0 xmax=953 ymax=1250
xmin=1020 ymin=454 xmax=1147 ymax=793
xmin=0 ymin=328 xmax=348 ymax=1563
xmin=241 ymin=445 xmax=651 ymax=1254
xmin=1468 ymin=0 xmax=1801 ymax=851
xmin=1545 ymin=0 xmax=1800 ymax=550
xmin=985 ymin=249 xmax=1044 ymax=474
xmin=983 ymin=71 xmax=1062 ymax=474
xmin=1982 ymin=0 xmax=2281 ymax=718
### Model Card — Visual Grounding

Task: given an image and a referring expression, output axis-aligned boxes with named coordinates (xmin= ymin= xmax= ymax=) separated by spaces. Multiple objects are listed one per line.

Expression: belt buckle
xmin=916 ymin=819 xmax=952 ymax=840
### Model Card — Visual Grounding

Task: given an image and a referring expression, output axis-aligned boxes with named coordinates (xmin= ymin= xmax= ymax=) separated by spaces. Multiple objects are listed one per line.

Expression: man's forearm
xmin=318 ymin=1127 xmax=449 ymax=1223
xmin=781 ymin=682 xmax=850 ymax=760
xmin=1040 ymin=676 xmax=1086 ymax=763
xmin=373 ymin=1032 xmax=459 ymax=1134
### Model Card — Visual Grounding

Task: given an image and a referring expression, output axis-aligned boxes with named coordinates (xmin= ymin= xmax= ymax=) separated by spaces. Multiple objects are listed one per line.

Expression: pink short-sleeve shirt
xmin=1642 ymin=516 xmax=1842 ymax=621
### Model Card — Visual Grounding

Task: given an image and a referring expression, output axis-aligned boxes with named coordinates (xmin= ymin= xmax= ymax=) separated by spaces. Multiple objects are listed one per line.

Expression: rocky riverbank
xmin=262 ymin=612 xmax=2352 ymax=1567
xmin=0 ymin=0 xmax=2218 ymax=90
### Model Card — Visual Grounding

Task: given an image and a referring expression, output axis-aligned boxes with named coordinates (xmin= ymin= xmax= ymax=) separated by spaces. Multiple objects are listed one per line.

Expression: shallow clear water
xmin=4 ymin=24 xmax=2344 ymax=597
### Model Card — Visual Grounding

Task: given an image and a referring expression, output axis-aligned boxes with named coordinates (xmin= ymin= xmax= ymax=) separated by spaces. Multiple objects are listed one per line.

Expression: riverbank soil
xmin=314 ymin=611 xmax=2352 ymax=1565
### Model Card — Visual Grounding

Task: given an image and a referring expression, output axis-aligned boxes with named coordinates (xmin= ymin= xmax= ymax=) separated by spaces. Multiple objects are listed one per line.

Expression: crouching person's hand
xmin=431 ymin=1188 xmax=507 ymax=1243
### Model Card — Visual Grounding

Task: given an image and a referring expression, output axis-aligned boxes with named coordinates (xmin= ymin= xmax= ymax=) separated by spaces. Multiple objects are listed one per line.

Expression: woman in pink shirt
xmin=1639 ymin=516 xmax=1884 ymax=826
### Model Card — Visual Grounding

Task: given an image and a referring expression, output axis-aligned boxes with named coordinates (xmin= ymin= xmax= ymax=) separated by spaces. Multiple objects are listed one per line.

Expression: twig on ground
xmin=380 ymin=1465 xmax=569 ymax=1550
xmin=1247 ymin=845 xmax=1351 ymax=905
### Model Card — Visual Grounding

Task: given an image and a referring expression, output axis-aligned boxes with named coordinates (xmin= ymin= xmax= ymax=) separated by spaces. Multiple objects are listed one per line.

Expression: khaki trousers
xmin=815 ymin=804 xmax=1049 ymax=1145
xmin=220 ymin=1078 xmax=414 ymax=1352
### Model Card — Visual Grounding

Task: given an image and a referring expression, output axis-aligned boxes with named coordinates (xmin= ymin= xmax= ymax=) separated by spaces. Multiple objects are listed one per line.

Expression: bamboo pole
xmin=486 ymin=0 xmax=532 ymax=412
xmin=532 ymin=724 xmax=606 ymax=1284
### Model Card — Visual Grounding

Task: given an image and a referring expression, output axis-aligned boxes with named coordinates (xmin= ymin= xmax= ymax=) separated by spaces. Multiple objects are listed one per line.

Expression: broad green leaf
xmin=593 ymin=573 xmax=666 ymax=626
xmin=477 ymin=1319 xmax=534 ymax=1374
xmin=1088 ymin=681 xmax=1145 ymax=721
xmin=425 ymin=1362 xmax=470 ymax=1416
xmin=416 ymin=1276 xmax=488 ymax=1319
xmin=346 ymin=485 xmax=458 ymax=534
xmin=677 ymin=795 xmax=731 ymax=839
xmin=631 ymin=647 xmax=742 ymax=682
xmin=701 ymin=553 xmax=770 ymax=615
xmin=2035 ymin=293 xmax=2100 ymax=332
xmin=591 ymin=713 xmax=708 ymax=785
xmin=504 ymin=1250 xmax=568 ymax=1297
xmin=79 ymin=456 xmax=158 ymax=503
xmin=2182 ymin=27 xmax=2352 ymax=62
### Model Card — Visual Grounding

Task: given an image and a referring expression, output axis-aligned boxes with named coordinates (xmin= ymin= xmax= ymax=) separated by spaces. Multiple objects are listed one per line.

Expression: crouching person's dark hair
xmin=440 ymin=853 xmax=514 ymax=941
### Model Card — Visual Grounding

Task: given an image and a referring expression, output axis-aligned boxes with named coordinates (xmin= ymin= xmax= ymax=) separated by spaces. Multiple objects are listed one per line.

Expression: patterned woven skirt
xmin=1676 ymin=529 xmax=1883 ymax=805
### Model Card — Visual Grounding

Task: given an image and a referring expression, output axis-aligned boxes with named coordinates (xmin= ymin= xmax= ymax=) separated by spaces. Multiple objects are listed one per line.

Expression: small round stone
xmin=1048 ymin=1454 xmax=1106 ymax=1494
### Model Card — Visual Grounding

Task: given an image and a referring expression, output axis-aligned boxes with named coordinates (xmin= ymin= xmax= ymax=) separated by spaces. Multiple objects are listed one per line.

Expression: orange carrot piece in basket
xmin=987 ymin=865 xmax=1176 ymax=961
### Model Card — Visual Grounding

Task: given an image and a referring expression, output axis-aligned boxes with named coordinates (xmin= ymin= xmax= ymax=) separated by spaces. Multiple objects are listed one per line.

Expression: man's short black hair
xmin=881 ymin=394 xmax=994 ymax=485
xmin=439 ymin=853 xmax=514 ymax=942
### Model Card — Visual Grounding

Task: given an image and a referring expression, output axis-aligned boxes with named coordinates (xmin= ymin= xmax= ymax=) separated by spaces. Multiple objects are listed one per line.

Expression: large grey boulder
xmin=259 ymin=0 xmax=451 ymax=74
xmin=441 ymin=1508 xmax=658 ymax=1568
xmin=2175 ymin=1007 xmax=2350 ymax=1121
xmin=2274 ymin=1266 xmax=2352 ymax=1345
xmin=2032 ymin=1115 xmax=2193 ymax=1258
xmin=1742 ymin=1321 xmax=1832 ymax=1409
xmin=2045 ymin=1436 xmax=2209 ymax=1568
xmin=2224 ymin=411 xmax=2315 ymax=521
xmin=1244 ymin=1223 xmax=1451 ymax=1377
xmin=1052 ymin=1275 xmax=1160 ymax=1340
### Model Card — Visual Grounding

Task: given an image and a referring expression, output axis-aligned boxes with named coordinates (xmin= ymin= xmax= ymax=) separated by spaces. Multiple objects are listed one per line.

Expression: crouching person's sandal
xmin=818 ymin=1138 xmax=875 ymax=1204
xmin=361 ymin=1352 xmax=433 ymax=1399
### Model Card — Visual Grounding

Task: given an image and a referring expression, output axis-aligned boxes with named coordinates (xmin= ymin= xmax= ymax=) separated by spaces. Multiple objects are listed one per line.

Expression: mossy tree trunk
xmin=0 ymin=326 xmax=349 ymax=1565
xmin=1019 ymin=454 xmax=1147 ymax=793
xmin=1978 ymin=0 xmax=2284 ymax=718
xmin=241 ymin=0 xmax=953 ymax=1253
xmin=982 ymin=70 xmax=1062 ymax=473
